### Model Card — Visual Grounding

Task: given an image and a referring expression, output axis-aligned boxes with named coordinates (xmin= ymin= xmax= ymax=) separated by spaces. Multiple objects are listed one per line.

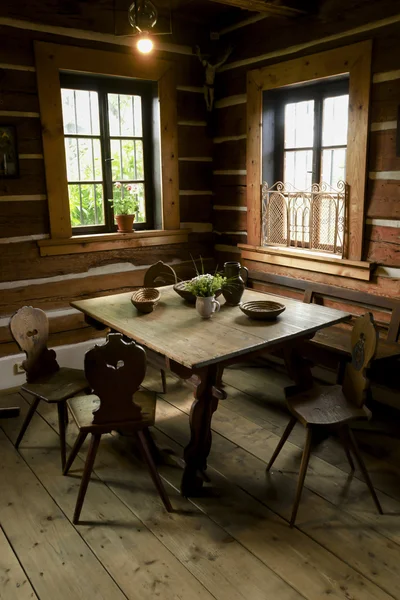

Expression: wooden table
xmin=72 ymin=287 xmax=350 ymax=496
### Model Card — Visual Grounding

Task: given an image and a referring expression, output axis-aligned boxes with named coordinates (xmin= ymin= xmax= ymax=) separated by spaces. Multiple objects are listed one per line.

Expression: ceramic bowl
xmin=131 ymin=288 xmax=161 ymax=313
xmin=239 ymin=300 xmax=286 ymax=320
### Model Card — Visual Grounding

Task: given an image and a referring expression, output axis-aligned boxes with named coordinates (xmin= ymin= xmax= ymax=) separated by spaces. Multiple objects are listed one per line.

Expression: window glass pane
xmin=284 ymin=150 xmax=313 ymax=189
xmin=108 ymin=94 xmax=143 ymax=137
xmin=321 ymin=148 xmax=346 ymax=188
xmin=322 ymin=95 xmax=349 ymax=147
xmin=284 ymin=100 xmax=314 ymax=149
xmin=110 ymin=139 xmax=144 ymax=181
xmin=68 ymin=183 xmax=104 ymax=226
xmin=111 ymin=182 xmax=146 ymax=223
xmin=65 ymin=138 xmax=102 ymax=182
xmin=61 ymin=89 xmax=100 ymax=135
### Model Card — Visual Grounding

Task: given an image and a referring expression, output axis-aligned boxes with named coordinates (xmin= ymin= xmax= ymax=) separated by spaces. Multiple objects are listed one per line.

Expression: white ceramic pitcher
xmin=195 ymin=296 xmax=220 ymax=319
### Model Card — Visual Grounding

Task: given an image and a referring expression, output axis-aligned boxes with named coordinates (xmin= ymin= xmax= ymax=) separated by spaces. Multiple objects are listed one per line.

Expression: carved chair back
xmin=143 ymin=261 xmax=177 ymax=288
xmin=342 ymin=312 xmax=378 ymax=408
xmin=9 ymin=306 xmax=59 ymax=382
xmin=84 ymin=332 xmax=147 ymax=425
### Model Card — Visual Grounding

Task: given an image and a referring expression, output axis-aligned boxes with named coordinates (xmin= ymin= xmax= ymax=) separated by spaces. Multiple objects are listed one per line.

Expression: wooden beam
xmin=208 ymin=0 xmax=304 ymax=16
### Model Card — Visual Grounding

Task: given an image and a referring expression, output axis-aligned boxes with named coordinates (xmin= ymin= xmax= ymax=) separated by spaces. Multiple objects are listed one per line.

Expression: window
xmin=61 ymin=74 xmax=157 ymax=233
xmin=262 ymin=79 xmax=349 ymax=254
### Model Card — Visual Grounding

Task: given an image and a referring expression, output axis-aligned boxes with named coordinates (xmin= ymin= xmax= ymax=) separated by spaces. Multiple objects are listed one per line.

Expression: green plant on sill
xmin=109 ymin=182 xmax=140 ymax=215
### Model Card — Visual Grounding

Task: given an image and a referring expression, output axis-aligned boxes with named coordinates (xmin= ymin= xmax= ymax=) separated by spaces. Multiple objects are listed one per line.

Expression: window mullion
xmin=313 ymin=93 xmax=323 ymax=185
xmin=100 ymin=91 xmax=115 ymax=232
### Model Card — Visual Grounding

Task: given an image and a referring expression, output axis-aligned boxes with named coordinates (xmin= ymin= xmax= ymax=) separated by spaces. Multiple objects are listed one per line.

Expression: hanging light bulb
xmin=137 ymin=35 xmax=154 ymax=54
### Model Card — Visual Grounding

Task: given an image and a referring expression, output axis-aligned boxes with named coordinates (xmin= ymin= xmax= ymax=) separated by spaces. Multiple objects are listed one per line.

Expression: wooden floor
xmin=1 ymin=362 xmax=400 ymax=600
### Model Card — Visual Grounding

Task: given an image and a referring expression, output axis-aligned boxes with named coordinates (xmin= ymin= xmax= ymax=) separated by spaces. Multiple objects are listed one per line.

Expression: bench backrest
xmin=248 ymin=270 xmax=400 ymax=343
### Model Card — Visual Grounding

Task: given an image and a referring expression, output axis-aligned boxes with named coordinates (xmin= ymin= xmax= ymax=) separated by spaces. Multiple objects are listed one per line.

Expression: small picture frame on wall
xmin=0 ymin=125 xmax=19 ymax=178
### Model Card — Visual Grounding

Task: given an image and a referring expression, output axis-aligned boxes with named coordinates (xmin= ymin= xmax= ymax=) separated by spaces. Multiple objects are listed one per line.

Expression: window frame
xmin=60 ymin=73 xmax=157 ymax=234
xmin=34 ymin=41 xmax=183 ymax=254
xmin=264 ymin=77 xmax=349 ymax=189
xmin=243 ymin=41 xmax=372 ymax=274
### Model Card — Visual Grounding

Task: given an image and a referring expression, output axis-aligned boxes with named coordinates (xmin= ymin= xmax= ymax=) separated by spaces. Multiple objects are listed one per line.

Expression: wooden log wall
xmin=212 ymin=15 xmax=400 ymax=307
xmin=0 ymin=18 xmax=214 ymax=359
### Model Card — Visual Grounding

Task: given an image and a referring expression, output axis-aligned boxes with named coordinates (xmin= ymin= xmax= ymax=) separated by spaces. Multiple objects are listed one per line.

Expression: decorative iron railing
xmin=261 ymin=180 xmax=349 ymax=256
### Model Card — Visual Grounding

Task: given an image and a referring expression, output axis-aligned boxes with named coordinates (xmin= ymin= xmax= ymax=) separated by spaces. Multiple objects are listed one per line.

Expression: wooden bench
xmin=248 ymin=271 xmax=400 ymax=380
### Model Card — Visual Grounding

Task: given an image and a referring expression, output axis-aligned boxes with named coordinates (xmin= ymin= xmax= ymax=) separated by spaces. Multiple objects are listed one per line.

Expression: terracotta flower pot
xmin=116 ymin=214 xmax=135 ymax=233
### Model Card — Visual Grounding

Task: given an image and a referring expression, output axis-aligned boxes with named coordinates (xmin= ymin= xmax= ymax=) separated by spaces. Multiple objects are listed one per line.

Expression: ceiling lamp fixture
xmin=128 ymin=0 xmax=158 ymax=53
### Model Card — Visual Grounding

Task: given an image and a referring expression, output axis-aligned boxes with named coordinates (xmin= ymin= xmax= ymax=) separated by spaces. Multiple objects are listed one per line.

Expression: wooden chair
xmin=143 ymin=261 xmax=178 ymax=394
xmin=10 ymin=306 xmax=88 ymax=470
xmin=64 ymin=332 xmax=172 ymax=524
xmin=266 ymin=313 xmax=383 ymax=527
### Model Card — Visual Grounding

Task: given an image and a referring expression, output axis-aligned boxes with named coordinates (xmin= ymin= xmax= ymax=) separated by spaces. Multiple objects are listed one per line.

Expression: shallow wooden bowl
xmin=173 ymin=281 xmax=223 ymax=304
xmin=239 ymin=300 xmax=286 ymax=320
xmin=131 ymin=288 xmax=161 ymax=313
xmin=173 ymin=280 xmax=196 ymax=304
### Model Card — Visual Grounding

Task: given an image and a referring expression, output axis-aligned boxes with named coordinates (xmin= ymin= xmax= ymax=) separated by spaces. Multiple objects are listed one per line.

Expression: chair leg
xmin=266 ymin=416 xmax=297 ymax=472
xmin=338 ymin=426 xmax=355 ymax=471
xmin=64 ymin=402 xmax=69 ymax=426
xmin=63 ymin=431 xmax=88 ymax=475
xmin=15 ymin=396 xmax=40 ymax=449
xmin=160 ymin=369 xmax=167 ymax=394
xmin=345 ymin=427 xmax=383 ymax=515
xmin=290 ymin=426 xmax=313 ymax=528
xmin=137 ymin=430 xmax=173 ymax=513
xmin=57 ymin=402 xmax=67 ymax=471
xmin=73 ymin=434 xmax=101 ymax=524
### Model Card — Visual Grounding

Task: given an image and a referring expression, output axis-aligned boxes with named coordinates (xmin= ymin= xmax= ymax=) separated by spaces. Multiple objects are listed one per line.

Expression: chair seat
xmin=288 ymin=384 xmax=370 ymax=426
xmin=67 ymin=388 xmax=156 ymax=432
xmin=21 ymin=367 xmax=88 ymax=403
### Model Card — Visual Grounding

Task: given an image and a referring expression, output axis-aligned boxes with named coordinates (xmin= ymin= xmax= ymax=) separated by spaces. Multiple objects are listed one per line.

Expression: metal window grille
xmin=262 ymin=180 xmax=348 ymax=256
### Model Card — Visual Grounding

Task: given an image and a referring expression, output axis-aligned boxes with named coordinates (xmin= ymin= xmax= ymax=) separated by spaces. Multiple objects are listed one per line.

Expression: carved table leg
xmin=181 ymin=363 xmax=225 ymax=496
xmin=283 ymin=344 xmax=314 ymax=393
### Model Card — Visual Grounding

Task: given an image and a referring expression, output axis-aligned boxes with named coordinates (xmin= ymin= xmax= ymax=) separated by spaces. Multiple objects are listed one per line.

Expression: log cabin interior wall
xmin=212 ymin=5 xmax=400 ymax=316
xmin=0 ymin=5 xmax=214 ymax=359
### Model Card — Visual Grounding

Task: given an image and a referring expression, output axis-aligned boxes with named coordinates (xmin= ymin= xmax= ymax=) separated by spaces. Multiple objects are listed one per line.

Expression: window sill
xmin=238 ymin=244 xmax=372 ymax=281
xmin=38 ymin=229 xmax=190 ymax=257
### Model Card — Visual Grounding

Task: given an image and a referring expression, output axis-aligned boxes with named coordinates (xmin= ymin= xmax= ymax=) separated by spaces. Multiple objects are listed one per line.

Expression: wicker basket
xmin=239 ymin=300 xmax=286 ymax=321
xmin=131 ymin=288 xmax=161 ymax=313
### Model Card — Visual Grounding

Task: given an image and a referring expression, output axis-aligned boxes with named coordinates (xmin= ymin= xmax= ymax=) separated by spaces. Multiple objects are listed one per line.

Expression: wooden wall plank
xmin=213 ymin=210 xmax=247 ymax=231
xmin=0 ymin=241 xmax=212 ymax=283
xmin=367 ymin=180 xmax=400 ymax=218
xmin=369 ymin=130 xmax=400 ymax=171
xmin=179 ymin=194 xmax=212 ymax=222
xmin=371 ymin=80 xmax=400 ymax=123
xmin=364 ymin=224 xmax=400 ymax=266
xmin=0 ymin=200 xmax=49 ymax=237
xmin=0 ymin=159 xmax=45 ymax=196
xmin=213 ymin=138 xmax=246 ymax=170
xmin=179 ymin=161 xmax=212 ymax=190
xmin=177 ymin=90 xmax=206 ymax=123
xmin=214 ymin=232 xmax=248 ymax=245
xmin=213 ymin=183 xmax=247 ymax=206
xmin=0 ymin=116 xmax=42 ymax=154
xmin=178 ymin=125 xmax=212 ymax=157
xmin=215 ymin=104 xmax=246 ymax=138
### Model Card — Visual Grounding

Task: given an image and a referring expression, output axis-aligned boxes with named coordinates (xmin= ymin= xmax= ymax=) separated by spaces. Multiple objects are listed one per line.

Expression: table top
xmin=72 ymin=287 xmax=350 ymax=370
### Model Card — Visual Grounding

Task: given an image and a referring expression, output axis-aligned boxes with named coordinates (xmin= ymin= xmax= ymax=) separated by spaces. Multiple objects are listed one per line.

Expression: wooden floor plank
xmin=0 ymin=394 xmax=217 ymax=600
xmin=0 ymin=525 xmax=37 ymax=600
xmin=29 ymin=398 xmax=304 ymax=600
xmin=0 ymin=428 xmax=127 ymax=600
xmin=224 ymin=364 xmax=400 ymax=487
xmin=151 ymin=375 xmax=400 ymax=600
xmin=150 ymin=427 xmax=393 ymax=600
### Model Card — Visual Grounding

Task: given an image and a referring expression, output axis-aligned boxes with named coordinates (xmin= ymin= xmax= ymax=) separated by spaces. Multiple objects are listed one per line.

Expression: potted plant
xmin=185 ymin=272 xmax=226 ymax=319
xmin=109 ymin=182 xmax=140 ymax=233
